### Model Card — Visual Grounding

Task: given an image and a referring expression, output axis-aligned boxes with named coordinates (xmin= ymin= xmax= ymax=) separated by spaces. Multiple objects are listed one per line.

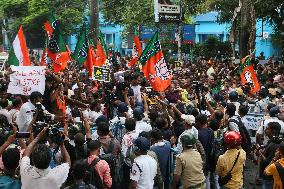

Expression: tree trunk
xmin=240 ymin=0 xmax=251 ymax=58
xmin=248 ymin=2 xmax=256 ymax=51
xmin=89 ymin=0 xmax=99 ymax=44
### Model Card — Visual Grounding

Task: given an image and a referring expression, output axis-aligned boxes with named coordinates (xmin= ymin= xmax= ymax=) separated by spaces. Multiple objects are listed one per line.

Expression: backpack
xmin=100 ymin=138 xmax=122 ymax=188
xmin=124 ymin=144 xmax=136 ymax=167
xmin=84 ymin=158 xmax=104 ymax=189
xmin=275 ymin=162 xmax=284 ymax=188
xmin=210 ymin=136 xmax=225 ymax=171
xmin=111 ymin=117 xmax=125 ymax=143
xmin=229 ymin=116 xmax=252 ymax=153
xmin=100 ymin=138 xmax=116 ymax=176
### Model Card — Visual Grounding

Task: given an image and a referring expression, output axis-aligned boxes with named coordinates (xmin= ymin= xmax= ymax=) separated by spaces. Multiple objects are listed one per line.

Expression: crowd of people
xmin=0 ymin=51 xmax=283 ymax=189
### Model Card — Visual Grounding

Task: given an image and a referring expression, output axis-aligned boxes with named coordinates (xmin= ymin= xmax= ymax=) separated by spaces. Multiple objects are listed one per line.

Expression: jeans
xmin=262 ymin=179 xmax=273 ymax=189
xmin=206 ymin=172 xmax=220 ymax=189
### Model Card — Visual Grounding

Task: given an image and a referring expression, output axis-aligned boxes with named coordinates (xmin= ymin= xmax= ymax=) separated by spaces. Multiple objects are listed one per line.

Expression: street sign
xmin=154 ymin=0 xmax=181 ymax=23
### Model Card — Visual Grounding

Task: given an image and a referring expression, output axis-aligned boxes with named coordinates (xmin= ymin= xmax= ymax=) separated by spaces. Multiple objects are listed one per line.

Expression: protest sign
xmin=93 ymin=66 xmax=111 ymax=82
xmin=243 ymin=113 xmax=264 ymax=131
xmin=7 ymin=66 xmax=46 ymax=95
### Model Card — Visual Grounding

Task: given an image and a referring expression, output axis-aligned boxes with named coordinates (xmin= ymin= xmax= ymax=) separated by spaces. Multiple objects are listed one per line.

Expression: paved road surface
xmin=244 ymin=159 xmax=262 ymax=189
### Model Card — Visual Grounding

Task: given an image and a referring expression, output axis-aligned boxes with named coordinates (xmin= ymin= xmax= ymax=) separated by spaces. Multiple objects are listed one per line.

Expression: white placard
xmin=7 ymin=66 xmax=46 ymax=95
xmin=243 ymin=113 xmax=265 ymax=131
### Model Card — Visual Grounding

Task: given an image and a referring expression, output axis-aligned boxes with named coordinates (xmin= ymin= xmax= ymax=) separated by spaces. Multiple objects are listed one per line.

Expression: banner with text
xmin=93 ymin=66 xmax=111 ymax=82
xmin=7 ymin=66 xmax=46 ymax=95
xmin=243 ymin=113 xmax=265 ymax=131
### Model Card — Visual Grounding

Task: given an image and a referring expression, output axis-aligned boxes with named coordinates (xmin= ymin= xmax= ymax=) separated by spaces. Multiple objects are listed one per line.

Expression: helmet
xmin=180 ymin=133 xmax=197 ymax=147
xmin=229 ymin=91 xmax=238 ymax=101
xmin=224 ymin=131 xmax=242 ymax=148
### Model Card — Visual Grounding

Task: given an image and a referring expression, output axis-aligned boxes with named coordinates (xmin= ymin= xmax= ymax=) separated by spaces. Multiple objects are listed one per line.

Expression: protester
xmin=264 ymin=141 xmax=284 ymax=189
xmin=20 ymin=128 xmax=71 ymax=189
xmin=129 ymin=137 xmax=157 ymax=189
xmin=216 ymin=131 xmax=246 ymax=189
xmin=172 ymin=133 xmax=206 ymax=189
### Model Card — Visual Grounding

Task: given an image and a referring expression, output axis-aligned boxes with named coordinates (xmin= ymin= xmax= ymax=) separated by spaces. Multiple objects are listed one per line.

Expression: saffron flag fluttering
xmin=45 ymin=16 xmax=70 ymax=73
xmin=7 ymin=26 xmax=31 ymax=66
xmin=44 ymin=14 xmax=58 ymax=39
xmin=240 ymin=53 xmax=260 ymax=94
xmin=94 ymin=32 xmax=107 ymax=67
xmin=128 ymin=29 xmax=142 ymax=67
xmin=139 ymin=32 xmax=172 ymax=92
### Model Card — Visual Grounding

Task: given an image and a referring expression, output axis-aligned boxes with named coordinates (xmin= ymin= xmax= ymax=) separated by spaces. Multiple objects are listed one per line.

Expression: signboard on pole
xmin=154 ymin=0 xmax=181 ymax=23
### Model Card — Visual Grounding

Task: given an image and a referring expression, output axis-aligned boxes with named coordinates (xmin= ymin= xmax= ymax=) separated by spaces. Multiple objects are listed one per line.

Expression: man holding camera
xmin=16 ymin=91 xmax=56 ymax=132
xmin=20 ymin=127 xmax=71 ymax=189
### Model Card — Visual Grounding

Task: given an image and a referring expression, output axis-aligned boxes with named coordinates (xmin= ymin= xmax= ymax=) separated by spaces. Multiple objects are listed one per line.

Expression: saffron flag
xmin=94 ymin=32 xmax=107 ymax=67
xmin=128 ymin=29 xmax=142 ymax=67
xmin=139 ymin=32 xmax=172 ymax=92
xmin=7 ymin=26 xmax=31 ymax=66
xmin=44 ymin=14 xmax=58 ymax=38
xmin=47 ymin=26 xmax=70 ymax=73
xmin=240 ymin=55 xmax=260 ymax=94
xmin=72 ymin=25 xmax=95 ymax=77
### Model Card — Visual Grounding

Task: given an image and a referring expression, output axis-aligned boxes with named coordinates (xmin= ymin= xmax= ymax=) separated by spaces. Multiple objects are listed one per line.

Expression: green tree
xmin=101 ymin=0 xmax=206 ymax=30
xmin=0 ymin=0 xmax=87 ymax=47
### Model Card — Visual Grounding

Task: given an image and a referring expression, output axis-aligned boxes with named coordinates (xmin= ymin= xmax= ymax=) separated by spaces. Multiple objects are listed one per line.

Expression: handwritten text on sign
xmin=7 ymin=66 xmax=46 ymax=95
xmin=243 ymin=113 xmax=265 ymax=131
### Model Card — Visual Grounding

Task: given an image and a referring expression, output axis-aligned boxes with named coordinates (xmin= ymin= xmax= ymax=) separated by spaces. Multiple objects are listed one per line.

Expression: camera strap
xmin=228 ymin=150 xmax=240 ymax=174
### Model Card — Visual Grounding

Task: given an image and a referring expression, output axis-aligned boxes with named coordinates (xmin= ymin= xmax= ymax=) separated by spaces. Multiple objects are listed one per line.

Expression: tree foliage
xmin=0 ymin=0 xmax=87 ymax=46
xmin=101 ymin=0 xmax=207 ymax=30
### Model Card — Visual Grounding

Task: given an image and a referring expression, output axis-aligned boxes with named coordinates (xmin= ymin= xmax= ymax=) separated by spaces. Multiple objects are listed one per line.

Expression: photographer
xmin=264 ymin=141 xmax=284 ymax=188
xmin=16 ymin=91 xmax=56 ymax=132
xmin=64 ymin=111 xmax=92 ymax=163
xmin=20 ymin=127 xmax=71 ymax=189
xmin=256 ymin=122 xmax=282 ymax=188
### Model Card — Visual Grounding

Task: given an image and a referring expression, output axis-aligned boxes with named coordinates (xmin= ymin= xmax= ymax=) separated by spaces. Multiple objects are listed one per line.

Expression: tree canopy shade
xmin=0 ymin=0 xmax=87 ymax=47
xmin=101 ymin=0 xmax=207 ymax=29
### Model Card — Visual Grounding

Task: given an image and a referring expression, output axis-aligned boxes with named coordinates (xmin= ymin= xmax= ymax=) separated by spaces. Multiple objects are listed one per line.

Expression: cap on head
xmin=181 ymin=114 xmax=195 ymax=125
xmin=269 ymin=106 xmax=280 ymax=117
xmin=134 ymin=137 xmax=150 ymax=152
xmin=180 ymin=133 xmax=196 ymax=147
xmin=117 ymin=103 xmax=129 ymax=113
xmin=229 ymin=91 xmax=238 ymax=101
xmin=235 ymin=88 xmax=243 ymax=96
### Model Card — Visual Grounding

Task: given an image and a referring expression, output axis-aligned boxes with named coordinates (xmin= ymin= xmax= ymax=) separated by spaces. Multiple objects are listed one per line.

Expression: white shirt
xmin=228 ymin=115 xmax=240 ymax=133
xmin=9 ymin=108 xmax=19 ymax=123
xmin=121 ymin=129 xmax=141 ymax=157
xmin=16 ymin=101 xmax=54 ymax=132
xmin=20 ymin=156 xmax=70 ymax=189
xmin=175 ymin=126 xmax=199 ymax=154
xmin=257 ymin=117 xmax=284 ymax=145
xmin=89 ymin=111 xmax=103 ymax=123
xmin=131 ymin=85 xmax=142 ymax=103
xmin=135 ymin=120 xmax=152 ymax=132
xmin=130 ymin=155 xmax=157 ymax=189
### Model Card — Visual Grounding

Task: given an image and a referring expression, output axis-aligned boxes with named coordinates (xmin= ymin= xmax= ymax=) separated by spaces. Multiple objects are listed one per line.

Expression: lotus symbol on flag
xmin=154 ymin=57 xmax=171 ymax=81
xmin=244 ymin=71 xmax=253 ymax=85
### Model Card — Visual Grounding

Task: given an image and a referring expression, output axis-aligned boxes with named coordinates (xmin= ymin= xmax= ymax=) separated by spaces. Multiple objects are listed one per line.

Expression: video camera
xmin=32 ymin=121 xmax=64 ymax=145
xmin=34 ymin=102 xmax=52 ymax=123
